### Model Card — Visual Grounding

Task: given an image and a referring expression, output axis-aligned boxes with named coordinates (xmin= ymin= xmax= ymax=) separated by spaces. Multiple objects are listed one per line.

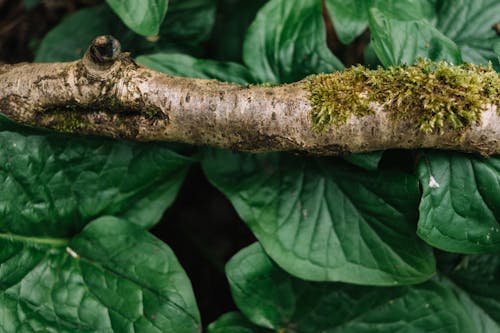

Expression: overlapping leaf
xmin=0 ymin=217 xmax=201 ymax=333
xmin=369 ymin=7 xmax=462 ymax=67
xmin=445 ymin=254 xmax=500 ymax=330
xmin=203 ymin=150 xmax=435 ymax=285
xmin=0 ymin=120 xmax=191 ymax=234
xmin=243 ymin=0 xmax=343 ymax=84
xmin=418 ymin=152 xmax=500 ymax=253
xmin=36 ymin=0 xmax=215 ymax=62
xmin=435 ymin=0 xmax=500 ymax=70
xmin=225 ymin=243 xmax=478 ymax=333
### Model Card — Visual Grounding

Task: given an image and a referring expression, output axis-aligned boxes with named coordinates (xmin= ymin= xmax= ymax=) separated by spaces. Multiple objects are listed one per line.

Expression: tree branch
xmin=1 ymin=36 xmax=499 ymax=155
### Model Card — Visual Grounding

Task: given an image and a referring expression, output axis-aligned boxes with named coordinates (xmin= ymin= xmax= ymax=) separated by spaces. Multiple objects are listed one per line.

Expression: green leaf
xmin=208 ymin=0 xmax=268 ymax=62
xmin=445 ymin=255 xmax=500 ymax=331
xmin=225 ymin=243 xmax=475 ymax=332
xmin=136 ymin=53 xmax=254 ymax=84
xmin=243 ymin=0 xmax=343 ymax=84
xmin=203 ymin=150 xmax=435 ymax=285
xmin=0 ymin=217 xmax=201 ymax=333
xmin=160 ymin=0 xmax=216 ymax=46
xmin=325 ymin=0 xmax=374 ymax=45
xmin=35 ymin=2 xmax=215 ymax=62
xmin=208 ymin=312 xmax=272 ymax=333
xmin=435 ymin=0 xmax=500 ymax=70
xmin=23 ymin=0 xmax=40 ymax=9
xmin=495 ymin=42 xmax=500 ymax=63
xmin=373 ymin=0 xmax=436 ymax=21
xmin=369 ymin=7 xmax=462 ymax=67
xmin=417 ymin=152 xmax=500 ymax=253
xmin=106 ymin=0 xmax=168 ymax=36
xmin=342 ymin=151 xmax=383 ymax=171
xmin=325 ymin=0 xmax=435 ymax=45
xmin=0 ymin=129 xmax=191 ymax=235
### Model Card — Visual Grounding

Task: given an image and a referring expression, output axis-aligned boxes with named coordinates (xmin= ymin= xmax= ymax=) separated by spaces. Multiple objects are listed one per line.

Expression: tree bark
xmin=0 ymin=36 xmax=499 ymax=155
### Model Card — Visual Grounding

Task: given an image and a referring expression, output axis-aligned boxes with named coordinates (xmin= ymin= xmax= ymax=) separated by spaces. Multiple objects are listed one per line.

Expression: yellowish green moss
xmin=51 ymin=112 xmax=90 ymax=133
xmin=307 ymin=59 xmax=500 ymax=133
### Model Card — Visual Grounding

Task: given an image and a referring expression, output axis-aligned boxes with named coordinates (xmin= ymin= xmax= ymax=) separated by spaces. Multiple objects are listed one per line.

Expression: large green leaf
xmin=136 ymin=53 xmax=254 ymax=84
xmin=207 ymin=312 xmax=272 ymax=333
xmin=243 ymin=0 xmax=343 ymax=84
xmin=369 ymin=8 xmax=462 ymax=67
xmin=435 ymin=0 xmax=500 ymax=70
xmin=0 ymin=126 xmax=191 ymax=234
xmin=417 ymin=152 xmax=500 ymax=253
xmin=106 ymin=0 xmax=168 ymax=36
xmin=0 ymin=217 xmax=201 ymax=333
xmin=35 ymin=1 xmax=215 ymax=62
xmin=225 ymin=243 xmax=476 ymax=333
xmin=203 ymin=150 xmax=435 ymax=285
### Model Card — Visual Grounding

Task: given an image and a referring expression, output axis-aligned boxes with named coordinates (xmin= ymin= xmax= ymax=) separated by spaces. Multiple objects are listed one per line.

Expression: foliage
xmin=2 ymin=0 xmax=500 ymax=332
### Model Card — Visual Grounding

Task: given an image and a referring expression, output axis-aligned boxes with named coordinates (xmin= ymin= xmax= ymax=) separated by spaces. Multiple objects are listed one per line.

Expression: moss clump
xmin=307 ymin=59 xmax=500 ymax=133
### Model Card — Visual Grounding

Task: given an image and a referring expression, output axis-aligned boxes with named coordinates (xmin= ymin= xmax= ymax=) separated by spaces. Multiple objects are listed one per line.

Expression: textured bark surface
xmin=0 ymin=36 xmax=499 ymax=155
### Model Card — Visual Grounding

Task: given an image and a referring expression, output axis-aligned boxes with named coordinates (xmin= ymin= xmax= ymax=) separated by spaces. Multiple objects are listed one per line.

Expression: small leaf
xmin=417 ymin=152 xmax=500 ymax=253
xmin=435 ymin=0 xmax=500 ymax=70
xmin=0 ymin=217 xmax=201 ymax=333
xmin=137 ymin=53 xmax=254 ymax=84
xmin=243 ymin=0 xmax=343 ymax=84
xmin=203 ymin=150 xmax=435 ymax=285
xmin=369 ymin=7 xmax=462 ymax=67
xmin=226 ymin=243 xmax=475 ymax=332
xmin=106 ymin=0 xmax=168 ymax=36
xmin=208 ymin=312 xmax=272 ymax=333
xmin=0 ymin=128 xmax=192 ymax=234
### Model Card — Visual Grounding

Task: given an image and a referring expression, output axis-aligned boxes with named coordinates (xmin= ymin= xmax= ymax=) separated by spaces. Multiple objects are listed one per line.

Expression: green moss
xmin=307 ymin=59 xmax=500 ymax=133
xmin=51 ymin=112 xmax=90 ymax=133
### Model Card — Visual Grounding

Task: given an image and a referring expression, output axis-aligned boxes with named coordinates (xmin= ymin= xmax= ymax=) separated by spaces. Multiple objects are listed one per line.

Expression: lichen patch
xmin=307 ymin=59 xmax=500 ymax=134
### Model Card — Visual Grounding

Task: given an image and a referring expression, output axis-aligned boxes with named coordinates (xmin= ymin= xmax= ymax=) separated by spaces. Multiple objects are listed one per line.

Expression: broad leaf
xmin=445 ymin=254 xmax=500 ymax=331
xmin=225 ymin=243 xmax=475 ymax=332
xmin=136 ymin=53 xmax=254 ymax=85
xmin=106 ymin=0 xmax=168 ymax=36
xmin=243 ymin=0 xmax=343 ymax=84
xmin=369 ymin=8 xmax=462 ymax=67
xmin=0 ymin=217 xmax=201 ymax=333
xmin=203 ymin=150 xmax=435 ymax=285
xmin=208 ymin=312 xmax=272 ymax=333
xmin=324 ymin=0 xmax=374 ymax=45
xmin=435 ymin=0 xmax=500 ymax=70
xmin=417 ymin=152 xmax=500 ymax=253
xmin=0 ymin=126 xmax=191 ymax=234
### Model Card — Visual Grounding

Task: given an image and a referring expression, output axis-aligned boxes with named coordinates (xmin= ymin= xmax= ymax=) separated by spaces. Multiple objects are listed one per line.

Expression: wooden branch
xmin=1 ymin=35 xmax=499 ymax=155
